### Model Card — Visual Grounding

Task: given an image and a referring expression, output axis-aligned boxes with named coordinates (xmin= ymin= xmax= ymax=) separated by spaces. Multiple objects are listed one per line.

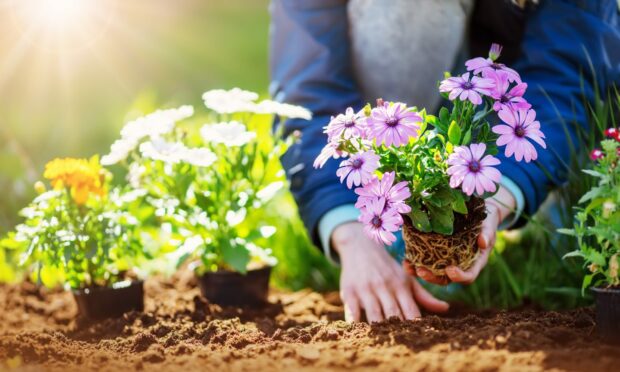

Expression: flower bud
xmin=488 ymin=43 xmax=503 ymax=61
xmin=34 ymin=181 xmax=46 ymax=194
xmin=603 ymin=200 xmax=616 ymax=219
xmin=588 ymin=263 xmax=599 ymax=273
xmin=609 ymin=254 xmax=619 ymax=282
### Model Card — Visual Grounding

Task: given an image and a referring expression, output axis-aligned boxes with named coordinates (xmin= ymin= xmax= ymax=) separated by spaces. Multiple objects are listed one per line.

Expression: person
xmin=269 ymin=0 xmax=620 ymax=322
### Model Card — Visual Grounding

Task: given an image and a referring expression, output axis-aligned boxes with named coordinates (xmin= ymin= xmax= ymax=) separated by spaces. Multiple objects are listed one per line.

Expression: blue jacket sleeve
xmin=497 ymin=0 xmax=620 ymax=216
xmin=269 ymin=0 xmax=364 ymax=246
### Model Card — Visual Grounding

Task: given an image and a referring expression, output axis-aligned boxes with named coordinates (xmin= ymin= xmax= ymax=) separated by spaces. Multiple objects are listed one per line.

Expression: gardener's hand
xmin=333 ymin=222 xmax=449 ymax=323
xmin=406 ymin=186 xmax=516 ymax=285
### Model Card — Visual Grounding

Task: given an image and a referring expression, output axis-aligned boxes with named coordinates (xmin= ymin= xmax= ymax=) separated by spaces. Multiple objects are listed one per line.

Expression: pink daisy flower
xmin=336 ymin=151 xmax=380 ymax=189
xmin=313 ymin=142 xmax=346 ymax=169
xmin=590 ymin=149 xmax=604 ymax=161
xmin=359 ymin=198 xmax=402 ymax=246
xmin=325 ymin=107 xmax=367 ymax=141
xmin=367 ymin=102 xmax=422 ymax=147
xmin=493 ymin=107 xmax=547 ymax=163
xmin=465 ymin=56 xmax=521 ymax=83
xmin=487 ymin=70 xmax=531 ymax=112
xmin=439 ymin=73 xmax=495 ymax=105
xmin=447 ymin=143 xmax=502 ymax=196
xmin=354 ymin=171 xmax=411 ymax=214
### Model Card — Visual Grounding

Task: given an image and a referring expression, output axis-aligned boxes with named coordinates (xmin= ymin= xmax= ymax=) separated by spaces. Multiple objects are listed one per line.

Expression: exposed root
xmin=403 ymin=198 xmax=486 ymax=279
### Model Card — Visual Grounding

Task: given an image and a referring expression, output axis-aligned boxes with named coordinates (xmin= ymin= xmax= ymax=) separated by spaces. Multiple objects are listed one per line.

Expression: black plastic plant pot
xmin=592 ymin=286 xmax=620 ymax=344
xmin=72 ymin=280 xmax=144 ymax=319
xmin=197 ymin=266 xmax=271 ymax=307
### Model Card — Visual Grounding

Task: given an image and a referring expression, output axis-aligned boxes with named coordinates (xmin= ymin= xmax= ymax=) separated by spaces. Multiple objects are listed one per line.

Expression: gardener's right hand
xmin=332 ymin=222 xmax=449 ymax=323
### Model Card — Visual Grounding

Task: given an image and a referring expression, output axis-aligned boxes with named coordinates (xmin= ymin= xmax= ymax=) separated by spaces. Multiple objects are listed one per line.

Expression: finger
xmin=445 ymin=246 xmax=492 ymax=284
xmin=375 ymin=284 xmax=404 ymax=320
xmin=359 ymin=290 xmax=384 ymax=323
xmin=411 ymin=278 xmax=450 ymax=313
xmin=416 ymin=267 xmax=450 ymax=285
xmin=341 ymin=290 xmax=361 ymax=323
xmin=394 ymin=284 xmax=421 ymax=320
xmin=478 ymin=207 xmax=500 ymax=250
xmin=402 ymin=260 xmax=416 ymax=276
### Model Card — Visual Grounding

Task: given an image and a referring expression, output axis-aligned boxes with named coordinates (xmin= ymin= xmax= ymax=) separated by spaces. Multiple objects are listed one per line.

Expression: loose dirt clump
xmin=0 ymin=272 xmax=618 ymax=371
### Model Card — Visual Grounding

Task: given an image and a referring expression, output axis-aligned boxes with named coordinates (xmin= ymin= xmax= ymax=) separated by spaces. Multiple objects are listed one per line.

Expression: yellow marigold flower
xmin=43 ymin=156 xmax=105 ymax=205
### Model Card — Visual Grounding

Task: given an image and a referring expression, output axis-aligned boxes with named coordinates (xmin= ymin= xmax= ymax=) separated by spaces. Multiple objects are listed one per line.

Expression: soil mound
xmin=1 ymin=273 xmax=618 ymax=371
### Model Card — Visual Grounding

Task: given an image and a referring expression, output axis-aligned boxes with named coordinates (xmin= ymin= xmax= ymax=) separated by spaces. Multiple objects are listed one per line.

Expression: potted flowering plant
xmin=561 ymin=129 xmax=620 ymax=343
xmin=2 ymin=157 xmax=146 ymax=319
xmin=315 ymin=44 xmax=546 ymax=279
xmin=101 ymin=89 xmax=310 ymax=306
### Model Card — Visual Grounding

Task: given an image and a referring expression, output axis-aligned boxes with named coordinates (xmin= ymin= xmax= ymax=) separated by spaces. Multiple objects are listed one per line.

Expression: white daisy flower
xmin=202 ymin=88 xmax=259 ymax=114
xmin=246 ymin=243 xmax=278 ymax=267
xmin=253 ymin=100 xmax=312 ymax=120
xmin=120 ymin=105 xmax=194 ymax=142
xmin=200 ymin=121 xmax=256 ymax=147
xmin=256 ymin=181 xmax=283 ymax=202
xmin=139 ymin=138 xmax=187 ymax=164
xmin=101 ymin=138 xmax=138 ymax=166
xmin=225 ymin=208 xmax=247 ymax=227
xmin=181 ymin=147 xmax=217 ymax=167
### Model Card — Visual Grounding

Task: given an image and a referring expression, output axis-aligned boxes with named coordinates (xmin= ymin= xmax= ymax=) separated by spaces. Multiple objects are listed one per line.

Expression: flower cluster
xmin=562 ymin=133 xmax=620 ymax=289
xmin=43 ymin=156 xmax=106 ymax=205
xmin=315 ymin=44 xmax=547 ymax=245
xmin=100 ymin=88 xmax=308 ymax=273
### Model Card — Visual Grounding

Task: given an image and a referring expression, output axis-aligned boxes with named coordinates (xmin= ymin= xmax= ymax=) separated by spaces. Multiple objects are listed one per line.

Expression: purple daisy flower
xmin=447 ymin=143 xmax=502 ymax=196
xmin=358 ymin=197 xmax=402 ymax=246
xmin=313 ymin=142 xmax=345 ymax=169
xmin=355 ymin=171 xmax=411 ymax=214
xmin=325 ymin=107 xmax=367 ymax=141
xmin=439 ymin=73 xmax=495 ymax=105
xmin=493 ymin=107 xmax=547 ymax=163
xmin=336 ymin=151 xmax=380 ymax=189
xmin=487 ymin=70 xmax=531 ymax=112
xmin=367 ymin=102 xmax=422 ymax=147
xmin=465 ymin=58 xmax=521 ymax=83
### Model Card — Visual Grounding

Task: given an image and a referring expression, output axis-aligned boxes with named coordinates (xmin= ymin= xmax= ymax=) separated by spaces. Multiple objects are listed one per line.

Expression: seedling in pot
xmin=1 ymin=157 xmax=148 ymax=319
xmin=315 ymin=44 xmax=547 ymax=280
xmin=561 ymin=131 xmax=620 ymax=343
xmin=100 ymin=90 xmax=311 ymax=306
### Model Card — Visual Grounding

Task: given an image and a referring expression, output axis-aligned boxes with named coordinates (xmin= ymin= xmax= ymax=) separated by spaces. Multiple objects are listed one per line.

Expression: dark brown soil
xmin=1 ymin=271 xmax=618 ymax=372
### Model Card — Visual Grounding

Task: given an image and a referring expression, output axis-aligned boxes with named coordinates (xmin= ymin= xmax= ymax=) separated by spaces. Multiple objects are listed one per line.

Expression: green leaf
xmin=428 ymin=204 xmax=454 ymax=235
xmin=452 ymin=194 xmax=468 ymax=214
xmin=461 ymin=128 xmax=472 ymax=145
xmin=579 ymin=186 xmax=603 ymax=204
xmin=448 ymin=121 xmax=461 ymax=144
xmin=557 ymin=228 xmax=577 ymax=237
xmin=582 ymin=274 xmax=594 ymax=295
xmin=221 ymin=240 xmax=251 ymax=274
xmin=562 ymin=250 xmax=583 ymax=259
xmin=582 ymin=169 xmax=605 ymax=178
xmin=408 ymin=204 xmax=431 ymax=232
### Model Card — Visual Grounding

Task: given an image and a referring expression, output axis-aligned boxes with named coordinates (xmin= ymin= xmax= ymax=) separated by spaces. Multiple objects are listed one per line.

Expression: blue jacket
xmin=269 ymin=0 xmax=620 ymax=247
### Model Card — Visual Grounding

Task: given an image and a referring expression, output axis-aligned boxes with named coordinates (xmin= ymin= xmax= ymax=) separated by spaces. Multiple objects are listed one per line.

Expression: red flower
xmin=590 ymin=149 xmax=604 ymax=161
xmin=604 ymin=128 xmax=620 ymax=142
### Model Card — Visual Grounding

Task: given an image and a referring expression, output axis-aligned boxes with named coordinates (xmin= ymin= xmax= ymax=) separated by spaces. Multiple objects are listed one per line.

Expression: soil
xmin=1 ymin=271 xmax=619 ymax=372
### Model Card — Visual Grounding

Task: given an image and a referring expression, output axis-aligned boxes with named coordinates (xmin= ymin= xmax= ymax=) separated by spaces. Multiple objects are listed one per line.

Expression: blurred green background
xmin=0 ymin=0 xmax=271 ymax=227
xmin=0 ymin=0 xmax=603 ymax=309
xmin=0 ymin=0 xmax=339 ymax=290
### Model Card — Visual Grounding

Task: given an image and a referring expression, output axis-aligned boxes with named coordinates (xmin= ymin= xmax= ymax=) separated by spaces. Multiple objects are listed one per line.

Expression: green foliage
xmin=560 ymin=139 xmax=620 ymax=290
xmin=0 ymin=175 xmax=146 ymax=289
xmin=102 ymin=93 xmax=311 ymax=275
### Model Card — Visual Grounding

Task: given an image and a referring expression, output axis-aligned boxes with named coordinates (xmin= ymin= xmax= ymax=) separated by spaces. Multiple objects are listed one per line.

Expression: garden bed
xmin=1 ymin=272 xmax=618 ymax=372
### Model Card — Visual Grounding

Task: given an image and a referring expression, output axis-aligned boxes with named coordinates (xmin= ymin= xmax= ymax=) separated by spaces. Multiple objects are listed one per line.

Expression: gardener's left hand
xmin=404 ymin=186 xmax=516 ymax=285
